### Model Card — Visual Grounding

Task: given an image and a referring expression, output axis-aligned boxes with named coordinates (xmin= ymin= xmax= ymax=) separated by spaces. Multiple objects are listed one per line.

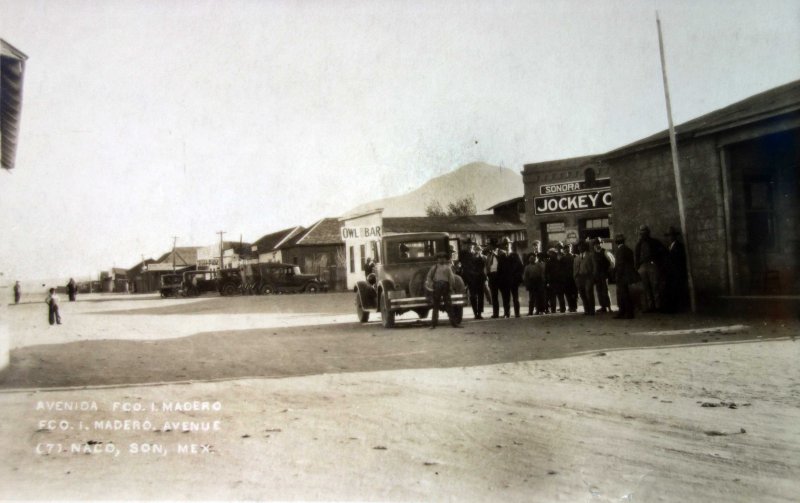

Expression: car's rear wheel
xmin=221 ymin=283 xmax=239 ymax=296
xmin=259 ymin=284 xmax=274 ymax=295
xmin=380 ymin=291 xmax=395 ymax=328
xmin=356 ymin=295 xmax=369 ymax=323
xmin=305 ymin=283 xmax=320 ymax=294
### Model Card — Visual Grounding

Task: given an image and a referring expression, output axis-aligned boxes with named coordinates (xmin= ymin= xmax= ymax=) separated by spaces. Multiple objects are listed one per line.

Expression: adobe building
xmin=523 ymin=80 xmax=800 ymax=308
xmin=340 ymin=209 xmax=526 ymax=290
xmin=278 ymin=218 xmax=346 ymax=290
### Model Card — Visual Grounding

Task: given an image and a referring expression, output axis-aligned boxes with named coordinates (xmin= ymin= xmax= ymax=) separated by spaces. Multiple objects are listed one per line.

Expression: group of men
xmin=454 ymin=224 xmax=688 ymax=321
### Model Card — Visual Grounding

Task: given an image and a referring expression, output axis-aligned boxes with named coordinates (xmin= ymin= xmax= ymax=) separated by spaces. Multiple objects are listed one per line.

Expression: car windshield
xmin=391 ymin=239 xmax=446 ymax=262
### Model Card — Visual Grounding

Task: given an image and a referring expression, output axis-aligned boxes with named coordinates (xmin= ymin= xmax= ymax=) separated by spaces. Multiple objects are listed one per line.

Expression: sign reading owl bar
xmin=533 ymin=190 xmax=612 ymax=215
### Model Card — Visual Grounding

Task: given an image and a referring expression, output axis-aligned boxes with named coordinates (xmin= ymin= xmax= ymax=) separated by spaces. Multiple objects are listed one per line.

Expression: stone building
xmin=523 ymin=79 xmax=800 ymax=306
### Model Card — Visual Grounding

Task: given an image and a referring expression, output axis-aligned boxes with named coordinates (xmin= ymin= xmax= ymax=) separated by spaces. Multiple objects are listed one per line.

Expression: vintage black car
xmin=159 ymin=273 xmax=184 ymax=297
xmin=253 ymin=263 xmax=327 ymax=294
xmin=181 ymin=270 xmax=221 ymax=297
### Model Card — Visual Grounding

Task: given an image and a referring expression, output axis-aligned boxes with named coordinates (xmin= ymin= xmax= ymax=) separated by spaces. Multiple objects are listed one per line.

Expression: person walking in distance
xmin=613 ymin=234 xmax=639 ymax=319
xmin=45 ymin=288 xmax=62 ymax=325
xmin=426 ymin=251 xmax=461 ymax=329
xmin=13 ymin=281 xmax=21 ymax=304
xmin=67 ymin=278 xmax=78 ymax=302
xmin=634 ymin=224 xmax=667 ymax=313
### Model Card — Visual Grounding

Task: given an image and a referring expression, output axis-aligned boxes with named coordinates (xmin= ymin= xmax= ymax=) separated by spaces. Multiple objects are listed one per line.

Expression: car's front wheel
xmin=259 ymin=284 xmax=274 ymax=295
xmin=305 ymin=282 xmax=320 ymax=294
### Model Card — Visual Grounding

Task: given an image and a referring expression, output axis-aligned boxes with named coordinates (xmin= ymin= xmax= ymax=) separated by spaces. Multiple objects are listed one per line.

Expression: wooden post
xmin=657 ymin=12 xmax=697 ymax=313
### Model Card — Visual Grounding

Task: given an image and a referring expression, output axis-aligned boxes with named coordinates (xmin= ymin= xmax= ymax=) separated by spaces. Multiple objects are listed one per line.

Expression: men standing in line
xmin=45 ymin=287 xmax=62 ymax=325
xmin=484 ymin=238 xmax=503 ymax=319
xmin=613 ymin=234 xmax=639 ymax=319
xmin=461 ymin=240 xmax=486 ymax=320
xmin=592 ymin=238 xmax=613 ymax=313
xmin=67 ymin=278 xmax=78 ymax=302
xmin=575 ymin=241 xmax=596 ymax=315
xmin=507 ymin=241 xmax=524 ymax=318
xmin=634 ymin=224 xmax=667 ymax=313
xmin=545 ymin=248 xmax=562 ymax=314
xmin=561 ymin=243 xmax=579 ymax=312
xmin=496 ymin=237 xmax=514 ymax=318
xmin=663 ymin=226 xmax=689 ymax=313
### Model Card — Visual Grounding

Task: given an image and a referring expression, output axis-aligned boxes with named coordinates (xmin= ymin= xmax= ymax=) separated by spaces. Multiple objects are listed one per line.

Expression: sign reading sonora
xmin=341 ymin=226 xmax=382 ymax=240
xmin=533 ymin=190 xmax=612 ymax=215
xmin=539 ymin=178 xmax=610 ymax=195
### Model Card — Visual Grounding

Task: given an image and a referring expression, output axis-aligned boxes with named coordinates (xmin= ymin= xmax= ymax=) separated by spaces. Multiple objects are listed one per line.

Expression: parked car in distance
xmin=181 ymin=270 xmax=220 ymax=297
xmin=254 ymin=263 xmax=327 ymax=294
xmin=159 ymin=273 xmax=183 ymax=297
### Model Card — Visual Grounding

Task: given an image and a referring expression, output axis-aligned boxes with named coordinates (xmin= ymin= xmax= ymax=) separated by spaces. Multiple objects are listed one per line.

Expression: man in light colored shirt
xmin=426 ymin=252 xmax=460 ymax=329
xmin=45 ymin=288 xmax=62 ymax=325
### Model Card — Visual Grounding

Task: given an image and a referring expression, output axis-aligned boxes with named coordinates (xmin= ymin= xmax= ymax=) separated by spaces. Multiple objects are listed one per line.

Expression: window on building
xmin=360 ymin=244 xmax=366 ymax=270
xmin=349 ymin=246 xmax=355 ymax=273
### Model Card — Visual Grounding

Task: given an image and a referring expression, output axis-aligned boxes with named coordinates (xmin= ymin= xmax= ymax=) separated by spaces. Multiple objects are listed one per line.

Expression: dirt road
xmin=1 ymin=292 xmax=798 ymax=501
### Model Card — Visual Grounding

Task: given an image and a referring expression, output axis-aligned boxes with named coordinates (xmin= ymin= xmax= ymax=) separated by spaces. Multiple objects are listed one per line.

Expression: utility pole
xmin=657 ymin=12 xmax=697 ymax=313
xmin=217 ymin=231 xmax=226 ymax=270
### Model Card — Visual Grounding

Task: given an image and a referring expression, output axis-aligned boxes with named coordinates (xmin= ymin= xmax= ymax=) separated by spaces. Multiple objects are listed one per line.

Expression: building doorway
xmin=728 ymin=128 xmax=799 ymax=294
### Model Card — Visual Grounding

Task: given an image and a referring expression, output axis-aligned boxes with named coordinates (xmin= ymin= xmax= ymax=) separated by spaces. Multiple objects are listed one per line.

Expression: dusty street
xmin=1 ymin=292 xmax=799 ymax=501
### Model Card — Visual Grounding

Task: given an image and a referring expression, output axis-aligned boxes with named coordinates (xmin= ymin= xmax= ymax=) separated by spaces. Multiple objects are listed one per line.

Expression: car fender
xmin=377 ymin=279 xmax=396 ymax=308
xmin=355 ymin=281 xmax=378 ymax=311
xmin=452 ymin=274 xmax=467 ymax=295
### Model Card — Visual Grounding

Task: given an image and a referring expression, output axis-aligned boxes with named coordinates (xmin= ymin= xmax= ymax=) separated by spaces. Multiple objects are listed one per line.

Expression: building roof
xmin=251 ymin=226 xmax=305 ymax=253
xmin=222 ymin=241 xmax=253 ymax=255
xmin=156 ymin=246 xmax=204 ymax=267
xmin=1 ymin=39 xmax=28 ymax=171
xmin=289 ymin=218 xmax=343 ymax=246
xmin=485 ymin=195 xmax=525 ymax=211
xmin=383 ymin=214 xmax=525 ymax=234
xmin=603 ymin=78 xmax=800 ymax=159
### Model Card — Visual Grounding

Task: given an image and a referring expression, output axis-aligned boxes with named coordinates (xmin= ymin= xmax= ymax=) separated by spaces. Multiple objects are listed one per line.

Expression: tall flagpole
xmin=657 ymin=11 xmax=697 ymax=313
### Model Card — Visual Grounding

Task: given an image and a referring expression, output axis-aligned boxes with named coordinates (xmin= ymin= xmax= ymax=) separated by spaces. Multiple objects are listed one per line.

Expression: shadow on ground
xmin=2 ymin=313 xmax=794 ymax=389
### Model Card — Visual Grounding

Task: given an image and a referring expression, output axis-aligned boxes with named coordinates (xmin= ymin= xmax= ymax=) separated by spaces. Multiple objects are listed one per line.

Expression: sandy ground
xmin=1 ymin=292 xmax=799 ymax=501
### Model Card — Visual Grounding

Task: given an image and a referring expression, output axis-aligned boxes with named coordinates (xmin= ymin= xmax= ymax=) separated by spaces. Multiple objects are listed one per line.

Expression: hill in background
xmin=345 ymin=162 xmax=523 ymax=217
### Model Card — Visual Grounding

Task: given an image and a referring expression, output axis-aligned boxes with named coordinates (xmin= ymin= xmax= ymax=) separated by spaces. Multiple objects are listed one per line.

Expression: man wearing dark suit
xmin=496 ymin=237 xmax=514 ymax=318
xmin=614 ymin=234 xmax=639 ymax=319
xmin=634 ymin=224 xmax=667 ymax=312
xmin=663 ymin=226 xmax=688 ymax=313
xmin=484 ymin=238 xmax=503 ymax=318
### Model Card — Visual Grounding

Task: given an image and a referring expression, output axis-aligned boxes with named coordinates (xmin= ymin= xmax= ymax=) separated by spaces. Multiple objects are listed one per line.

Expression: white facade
xmin=340 ymin=210 xmax=384 ymax=290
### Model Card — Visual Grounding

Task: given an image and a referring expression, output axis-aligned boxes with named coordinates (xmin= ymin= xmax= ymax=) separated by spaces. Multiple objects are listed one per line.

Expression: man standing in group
xmin=461 ymin=240 xmax=486 ymax=320
xmin=592 ymin=238 xmax=613 ymax=313
xmin=575 ymin=241 xmax=596 ymax=315
xmin=560 ymin=243 xmax=578 ymax=312
xmin=484 ymin=238 xmax=503 ymax=319
xmin=426 ymin=251 xmax=461 ymax=329
xmin=663 ymin=226 xmax=688 ymax=313
xmin=613 ymin=234 xmax=639 ymax=319
xmin=507 ymin=241 xmax=524 ymax=317
xmin=495 ymin=237 xmax=515 ymax=318
xmin=634 ymin=224 xmax=667 ymax=313
xmin=45 ymin=288 xmax=62 ymax=325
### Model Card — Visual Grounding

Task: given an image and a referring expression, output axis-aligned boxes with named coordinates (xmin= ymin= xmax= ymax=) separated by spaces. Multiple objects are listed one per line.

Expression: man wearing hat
xmin=634 ymin=224 xmax=667 ymax=313
xmin=460 ymin=239 xmax=486 ymax=320
xmin=663 ymin=226 xmax=688 ymax=313
xmin=483 ymin=237 xmax=505 ymax=318
xmin=426 ymin=251 xmax=461 ymax=329
xmin=613 ymin=233 xmax=639 ymax=319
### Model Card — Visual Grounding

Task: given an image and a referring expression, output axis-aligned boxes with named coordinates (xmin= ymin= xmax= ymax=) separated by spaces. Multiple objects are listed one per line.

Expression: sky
xmin=1 ymin=0 xmax=799 ymax=282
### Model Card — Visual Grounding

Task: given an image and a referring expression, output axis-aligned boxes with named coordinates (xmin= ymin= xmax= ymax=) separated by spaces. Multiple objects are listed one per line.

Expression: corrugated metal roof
xmin=1 ymin=39 xmax=28 ymax=171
